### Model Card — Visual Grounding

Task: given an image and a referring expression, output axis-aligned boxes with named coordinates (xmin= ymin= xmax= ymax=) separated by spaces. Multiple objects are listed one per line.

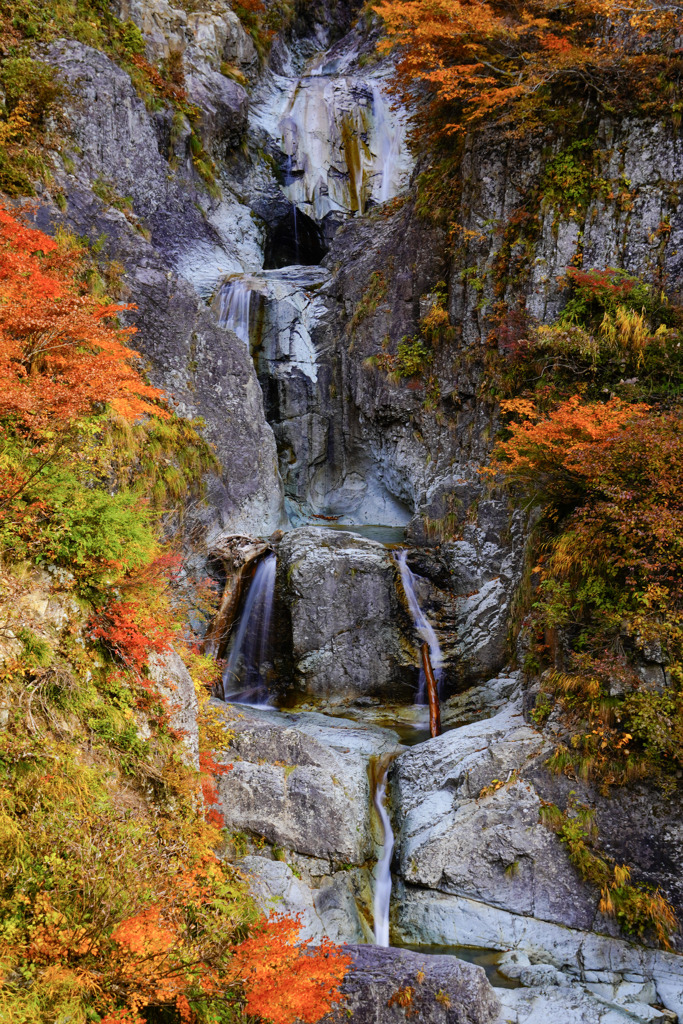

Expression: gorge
xmin=1 ymin=0 xmax=683 ymax=1022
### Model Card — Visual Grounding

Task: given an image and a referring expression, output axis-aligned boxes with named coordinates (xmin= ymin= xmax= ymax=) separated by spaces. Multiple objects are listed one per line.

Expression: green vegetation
xmin=541 ymin=799 xmax=676 ymax=947
xmin=349 ymin=271 xmax=388 ymax=334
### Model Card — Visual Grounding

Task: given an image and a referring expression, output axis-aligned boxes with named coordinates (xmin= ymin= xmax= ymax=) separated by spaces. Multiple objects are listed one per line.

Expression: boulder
xmin=276 ymin=527 xmax=414 ymax=701
xmin=391 ymin=701 xmax=599 ymax=930
xmin=211 ymin=702 xmax=402 ymax=863
xmin=324 ymin=945 xmax=500 ymax=1024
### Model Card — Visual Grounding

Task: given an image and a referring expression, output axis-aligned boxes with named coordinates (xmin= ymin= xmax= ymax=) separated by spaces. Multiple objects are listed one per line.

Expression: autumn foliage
xmin=489 ymin=266 xmax=683 ymax=810
xmin=0 ymin=210 xmax=350 ymax=1024
xmin=0 ymin=208 xmax=164 ymax=432
xmin=376 ymin=0 xmax=683 ymax=138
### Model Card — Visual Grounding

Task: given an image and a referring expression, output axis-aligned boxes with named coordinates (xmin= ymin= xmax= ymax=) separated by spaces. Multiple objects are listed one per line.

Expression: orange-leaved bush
xmin=488 ymin=394 xmax=650 ymax=502
xmin=230 ymin=916 xmax=351 ymax=1024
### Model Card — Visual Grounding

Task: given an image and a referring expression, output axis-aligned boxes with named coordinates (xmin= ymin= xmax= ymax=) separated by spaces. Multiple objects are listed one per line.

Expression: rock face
xmin=148 ymin=651 xmax=199 ymax=768
xmin=209 ymin=702 xmax=402 ymax=943
xmin=276 ymin=528 xmax=415 ymax=701
xmin=211 ymin=701 xmax=401 ymax=863
xmin=240 ymin=856 xmax=371 ymax=944
xmin=43 ymin=39 xmax=284 ymax=536
xmin=391 ymin=700 xmax=601 ymax=930
xmin=325 ymin=945 xmax=500 ymax=1024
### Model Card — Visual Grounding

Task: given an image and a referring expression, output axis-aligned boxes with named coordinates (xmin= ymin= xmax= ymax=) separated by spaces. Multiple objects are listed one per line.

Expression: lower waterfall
xmin=221 ymin=553 xmax=277 ymax=705
xmin=396 ymin=550 xmax=444 ymax=703
xmin=373 ymin=766 xmax=394 ymax=946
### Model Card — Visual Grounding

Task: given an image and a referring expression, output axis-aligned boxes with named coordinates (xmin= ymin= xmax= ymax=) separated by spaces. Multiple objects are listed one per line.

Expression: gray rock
xmin=391 ymin=702 xmax=599 ymax=930
xmin=495 ymin=985 xmax=667 ymax=1024
xmin=240 ymin=856 xmax=370 ymax=943
xmin=394 ymin=891 xmax=683 ymax=1019
xmin=184 ymin=69 xmax=248 ymax=152
xmin=211 ymin=701 xmax=402 ymax=863
xmin=42 ymin=39 xmax=284 ymax=535
xmin=148 ymin=651 xmax=199 ymax=768
xmin=326 ymin=944 xmax=500 ymax=1024
xmin=277 ymin=527 xmax=415 ymax=701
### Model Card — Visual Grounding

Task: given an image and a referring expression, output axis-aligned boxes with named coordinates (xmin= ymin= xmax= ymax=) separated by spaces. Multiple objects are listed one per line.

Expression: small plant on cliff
xmin=540 ymin=799 xmax=677 ymax=946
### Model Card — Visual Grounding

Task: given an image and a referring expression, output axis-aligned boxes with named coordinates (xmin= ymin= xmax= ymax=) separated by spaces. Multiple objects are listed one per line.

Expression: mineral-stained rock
xmin=211 ymin=702 xmax=402 ymax=863
xmin=324 ymin=945 xmax=500 ymax=1024
xmin=276 ymin=527 xmax=414 ymax=701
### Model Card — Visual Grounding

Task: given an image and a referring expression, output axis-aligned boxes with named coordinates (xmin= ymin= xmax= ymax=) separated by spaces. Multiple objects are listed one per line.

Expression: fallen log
xmin=421 ymin=642 xmax=441 ymax=739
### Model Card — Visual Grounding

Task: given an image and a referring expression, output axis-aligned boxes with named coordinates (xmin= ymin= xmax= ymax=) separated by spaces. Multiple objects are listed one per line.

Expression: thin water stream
xmin=396 ymin=550 xmax=444 ymax=704
xmin=372 ymin=766 xmax=395 ymax=946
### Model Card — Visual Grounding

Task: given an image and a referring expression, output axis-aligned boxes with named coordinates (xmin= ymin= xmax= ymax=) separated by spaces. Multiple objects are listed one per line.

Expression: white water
xmin=222 ymin=554 xmax=277 ymax=706
xmin=396 ymin=550 xmax=444 ymax=704
xmin=373 ymin=768 xmax=394 ymax=946
xmin=218 ymin=276 xmax=261 ymax=345
xmin=251 ymin=59 xmax=413 ymax=224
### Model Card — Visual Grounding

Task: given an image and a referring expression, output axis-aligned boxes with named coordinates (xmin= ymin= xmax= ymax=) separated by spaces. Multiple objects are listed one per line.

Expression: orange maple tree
xmin=375 ymin=0 xmax=683 ymax=138
xmin=488 ymin=393 xmax=650 ymax=498
xmin=0 ymin=207 xmax=165 ymax=434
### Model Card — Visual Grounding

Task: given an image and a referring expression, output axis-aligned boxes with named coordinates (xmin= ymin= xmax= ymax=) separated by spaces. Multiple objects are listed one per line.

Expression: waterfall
xmin=373 ymin=767 xmax=394 ymax=946
xmin=284 ymin=154 xmax=300 ymax=262
xmin=221 ymin=554 xmax=277 ymax=706
xmin=396 ymin=550 xmax=443 ymax=704
xmin=259 ymin=70 xmax=411 ymax=223
xmin=371 ymin=84 xmax=403 ymax=204
xmin=218 ymin=276 xmax=258 ymax=345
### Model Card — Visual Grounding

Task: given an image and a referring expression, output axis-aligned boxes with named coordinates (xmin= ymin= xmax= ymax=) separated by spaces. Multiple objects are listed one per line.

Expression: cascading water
xmin=396 ymin=550 xmax=444 ymax=704
xmin=221 ymin=554 xmax=277 ymax=706
xmin=373 ymin=767 xmax=395 ymax=946
xmin=371 ymin=84 xmax=403 ymax=204
xmin=218 ymin=276 xmax=260 ymax=345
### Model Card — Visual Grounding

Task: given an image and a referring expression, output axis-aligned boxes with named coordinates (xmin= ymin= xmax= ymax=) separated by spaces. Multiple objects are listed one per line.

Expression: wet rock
xmin=392 ymin=702 xmax=600 ymax=929
xmin=394 ymin=891 xmax=683 ymax=1019
xmin=211 ymin=702 xmax=402 ymax=863
xmin=324 ymin=944 xmax=501 ymax=1024
xmin=277 ymin=527 xmax=414 ymax=701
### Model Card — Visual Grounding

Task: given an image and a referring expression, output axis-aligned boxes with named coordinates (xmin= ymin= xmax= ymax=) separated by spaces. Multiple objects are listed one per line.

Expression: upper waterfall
xmin=251 ymin=60 xmax=413 ymax=225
